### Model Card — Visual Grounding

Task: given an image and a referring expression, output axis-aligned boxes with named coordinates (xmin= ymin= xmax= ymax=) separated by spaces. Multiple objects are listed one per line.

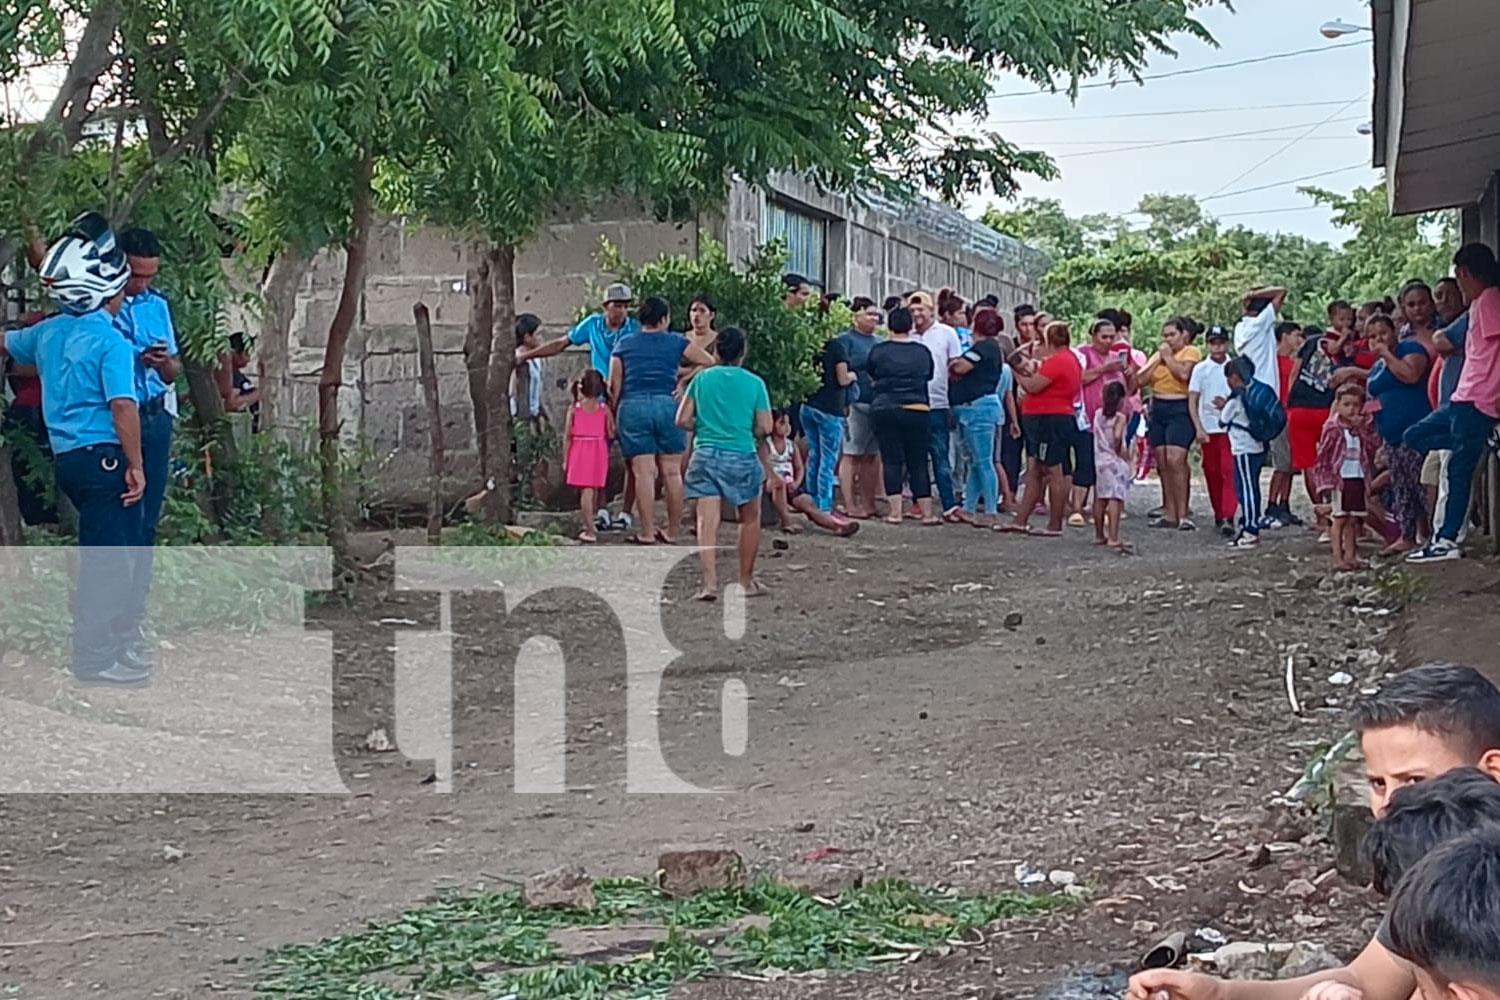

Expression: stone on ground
xmin=523 ymin=865 xmax=596 ymax=910
xmin=772 ymin=861 xmax=865 ymax=897
xmin=657 ymin=845 xmax=745 ymax=897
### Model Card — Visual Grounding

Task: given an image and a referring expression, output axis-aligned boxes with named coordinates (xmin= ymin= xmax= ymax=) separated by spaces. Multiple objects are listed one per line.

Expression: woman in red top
xmin=997 ymin=321 xmax=1082 ymax=538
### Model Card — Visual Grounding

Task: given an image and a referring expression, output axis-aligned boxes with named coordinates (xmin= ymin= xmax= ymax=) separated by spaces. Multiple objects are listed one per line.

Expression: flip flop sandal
xmin=994 ymin=523 xmax=1028 ymax=534
xmin=837 ymin=522 xmax=861 ymax=538
xmin=654 ymin=529 xmax=677 ymax=545
xmin=693 ymin=589 xmax=718 ymax=602
xmin=1028 ymin=527 xmax=1063 ymax=538
xmin=627 ymin=534 xmax=657 ymax=545
xmin=921 ymin=518 xmax=944 ymax=526
xmin=884 ymin=516 xmax=904 ymax=526
xmin=577 ymin=531 xmax=598 ymax=544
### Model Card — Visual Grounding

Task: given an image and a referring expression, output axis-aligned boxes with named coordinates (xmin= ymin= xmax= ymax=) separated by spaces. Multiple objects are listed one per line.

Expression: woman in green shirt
xmin=677 ymin=327 xmax=772 ymax=601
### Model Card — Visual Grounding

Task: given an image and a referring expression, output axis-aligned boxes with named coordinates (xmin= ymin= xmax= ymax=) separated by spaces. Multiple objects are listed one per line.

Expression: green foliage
xmin=513 ymin=417 xmax=560 ymax=512
xmin=256 ymin=876 xmax=1066 ymax=999
xmin=598 ymin=237 xmax=843 ymax=407
xmin=984 ymin=183 xmax=1457 ymax=347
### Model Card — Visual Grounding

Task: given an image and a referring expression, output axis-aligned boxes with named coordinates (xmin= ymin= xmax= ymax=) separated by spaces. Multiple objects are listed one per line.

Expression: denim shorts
xmin=617 ymin=393 xmax=686 ymax=458
xmin=684 ymin=446 xmax=765 ymax=507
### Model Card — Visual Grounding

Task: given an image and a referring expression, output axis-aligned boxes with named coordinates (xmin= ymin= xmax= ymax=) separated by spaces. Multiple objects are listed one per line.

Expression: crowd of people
xmin=529 ymin=239 xmax=1499 ymax=589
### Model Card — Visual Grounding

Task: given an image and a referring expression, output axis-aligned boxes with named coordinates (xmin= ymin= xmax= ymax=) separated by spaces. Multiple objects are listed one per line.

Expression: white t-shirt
xmin=917 ymin=322 xmax=963 ymax=410
xmin=1188 ymin=356 xmax=1231 ymax=434
xmin=1220 ymin=396 xmax=1264 ymax=456
xmin=1340 ymin=429 xmax=1364 ymax=479
xmin=1233 ymin=303 xmax=1279 ymax=393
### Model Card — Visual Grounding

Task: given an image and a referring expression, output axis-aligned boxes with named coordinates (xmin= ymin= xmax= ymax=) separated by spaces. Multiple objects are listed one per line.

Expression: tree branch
xmin=24 ymin=0 xmax=121 ymax=160
xmin=113 ymin=73 xmax=243 ymax=226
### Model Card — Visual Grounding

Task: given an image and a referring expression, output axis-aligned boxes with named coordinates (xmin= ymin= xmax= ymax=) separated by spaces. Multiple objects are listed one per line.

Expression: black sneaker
xmin=118 ymin=629 xmax=153 ymax=671
xmin=75 ymin=662 xmax=153 ymax=689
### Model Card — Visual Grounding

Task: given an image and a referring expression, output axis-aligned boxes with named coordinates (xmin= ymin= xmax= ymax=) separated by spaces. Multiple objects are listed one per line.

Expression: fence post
xmin=414 ymin=303 xmax=445 ymax=546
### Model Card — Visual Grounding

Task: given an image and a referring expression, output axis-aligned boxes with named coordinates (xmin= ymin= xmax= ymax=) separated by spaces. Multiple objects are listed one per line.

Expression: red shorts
xmin=1287 ymin=406 xmax=1328 ymax=472
xmin=1333 ymin=477 xmax=1367 ymax=518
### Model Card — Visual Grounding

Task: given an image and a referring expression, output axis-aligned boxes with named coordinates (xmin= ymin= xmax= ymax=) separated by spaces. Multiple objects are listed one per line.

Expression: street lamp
xmin=1357 ymin=122 xmax=1374 ymax=136
xmin=1321 ymin=18 xmax=1371 ymax=38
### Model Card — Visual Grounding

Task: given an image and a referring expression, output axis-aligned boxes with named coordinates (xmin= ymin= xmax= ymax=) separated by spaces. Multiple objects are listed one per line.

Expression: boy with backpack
xmin=1216 ymin=355 xmax=1286 ymax=548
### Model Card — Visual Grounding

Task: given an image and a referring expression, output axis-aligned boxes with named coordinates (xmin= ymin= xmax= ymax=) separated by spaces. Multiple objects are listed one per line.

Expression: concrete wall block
xmin=891 ymin=240 xmax=921 ymax=286
xmin=400 ymin=227 xmax=469 ymax=277
xmin=291 ymin=292 xmax=341 ymax=350
xmin=515 ymin=241 xmax=550 ymax=279
xmin=543 ymin=223 xmax=626 ymax=278
xmin=363 ymin=322 xmax=468 ymax=356
xmin=616 ymin=220 xmax=697 ymax=263
xmin=921 ymin=252 xmax=951 ymax=292
xmin=954 ymin=264 xmax=976 ymax=300
xmin=367 ymin=219 xmax=405 ymax=277
xmin=363 ymin=278 xmax=459 ymax=329
xmin=516 ymin=274 xmax=592 ymax=328
xmin=303 ymin=247 xmax=349 ymax=292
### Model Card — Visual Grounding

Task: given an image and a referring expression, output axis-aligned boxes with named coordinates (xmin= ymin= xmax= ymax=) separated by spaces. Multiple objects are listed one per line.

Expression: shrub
xmin=597 ymin=237 xmax=850 ymax=407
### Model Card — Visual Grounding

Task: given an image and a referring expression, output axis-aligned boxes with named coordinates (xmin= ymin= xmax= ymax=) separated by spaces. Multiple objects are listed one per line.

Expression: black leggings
xmin=874 ymin=407 xmax=932 ymax=499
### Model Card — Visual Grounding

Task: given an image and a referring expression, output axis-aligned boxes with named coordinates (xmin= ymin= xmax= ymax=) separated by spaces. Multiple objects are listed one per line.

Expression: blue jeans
xmin=55 ymin=444 xmax=145 ymax=679
xmin=617 ymin=394 xmax=686 ymax=458
xmin=1405 ymin=401 xmax=1499 ymax=542
xmin=125 ymin=405 xmax=172 ymax=631
xmin=927 ymin=409 xmax=956 ymax=511
xmin=800 ymin=405 xmax=844 ymax=512
xmin=955 ymin=396 xmax=1002 ymax=514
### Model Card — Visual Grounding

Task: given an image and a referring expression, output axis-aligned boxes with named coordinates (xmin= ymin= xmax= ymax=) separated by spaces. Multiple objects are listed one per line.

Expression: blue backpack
xmin=1240 ymin=378 xmax=1287 ymax=444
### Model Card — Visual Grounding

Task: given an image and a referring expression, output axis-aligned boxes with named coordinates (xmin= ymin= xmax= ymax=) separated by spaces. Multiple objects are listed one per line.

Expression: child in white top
xmin=1216 ymin=359 xmax=1266 ymax=549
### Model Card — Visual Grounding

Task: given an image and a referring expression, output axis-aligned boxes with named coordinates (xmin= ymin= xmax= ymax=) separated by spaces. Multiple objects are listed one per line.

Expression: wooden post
xmin=413 ymin=303 xmax=445 ymax=546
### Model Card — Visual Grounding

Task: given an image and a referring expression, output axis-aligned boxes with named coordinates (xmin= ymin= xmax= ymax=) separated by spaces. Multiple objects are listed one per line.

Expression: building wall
xmin=276 ymin=180 xmax=1043 ymax=507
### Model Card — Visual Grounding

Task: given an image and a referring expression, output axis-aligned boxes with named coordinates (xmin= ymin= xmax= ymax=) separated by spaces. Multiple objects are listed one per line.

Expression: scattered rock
xmin=1327 ymin=672 xmax=1354 ymax=687
xmin=1246 ymin=844 xmax=1272 ymax=870
xmin=1003 ymin=612 xmax=1024 ymax=631
xmin=1330 ymin=766 xmax=1375 ymax=887
xmin=773 ymin=861 xmax=864 ymax=897
xmin=1206 ymin=941 xmax=1295 ymax=978
xmin=1278 ymin=942 xmax=1342 ymax=979
xmin=919 ymin=710 xmax=928 ymax=720
xmin=1063 ymin=884 xmax=1090 ymax=900
xmin=772 ymin=538 xmax=790 ymax=551
xmin=1292 ymin=914 xmax=1329 ymax=930
xmin=658 ymin=846 xmax=745 ymax=897
xmin=161 ymin=844 xmax=185 ymax=862
xmin=523 ymin=865 xmax=596 ymax=910
xmin=1014 ymin=863 xmax=1048 ymax=887
xmin=1036 ymin=636 xmax=1047 ymax=646
xmin=1048 ymin=869 xmax=1078 ymax=888
xmin=1132 ymin=920 xmax=1160 ymax=936
xmin=1196 ymin=927 xmax=1228 ymax=947
xmin=903 ymin=912 xmax=954 ymax=928
xmin=1284 ymin=878 xmax=1318 ymax=900
xmin=362 ymin=727 xmax=394 ymax=753
xmin=793 ymin=821 xmax=816 ymax=833
xmin=0 ymin=650 xmax=24 ymax=669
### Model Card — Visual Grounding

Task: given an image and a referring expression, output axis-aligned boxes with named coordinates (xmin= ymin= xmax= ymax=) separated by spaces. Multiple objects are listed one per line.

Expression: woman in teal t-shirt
xmin=676 ymin=326 xmax=772 ymax=602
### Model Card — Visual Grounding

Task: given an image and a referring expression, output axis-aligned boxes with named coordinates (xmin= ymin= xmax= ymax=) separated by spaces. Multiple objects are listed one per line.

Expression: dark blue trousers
xmin=55 ymin=445 xmax=144 ymax=679
xmin=124 ymin=407 xmax=172 ymax=631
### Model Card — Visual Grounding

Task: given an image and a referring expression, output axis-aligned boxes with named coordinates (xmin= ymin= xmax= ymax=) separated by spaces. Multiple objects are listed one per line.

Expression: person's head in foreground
xmin=716 ymin=326 xmax=747 ymax=366
xmin=1225 ymin=356 xmax=1253 ymax=391
xmin=1365 ymin=767 xmax=1500 ymax=897
xmin=1383 ymin=824 xmax=1500 ymax=1000
xmin=1350 ymin=664 xmax=1500 ymax=816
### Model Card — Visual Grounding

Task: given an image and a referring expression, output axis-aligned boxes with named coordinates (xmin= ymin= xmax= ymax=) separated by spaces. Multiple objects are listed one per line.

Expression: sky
xmin=964 ymin=0 xmax=1380 ymax=246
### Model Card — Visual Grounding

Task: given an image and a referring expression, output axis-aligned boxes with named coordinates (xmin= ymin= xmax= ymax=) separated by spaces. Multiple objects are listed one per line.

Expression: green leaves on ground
xmin=256 ymin=877 xmax=1065 ymax=999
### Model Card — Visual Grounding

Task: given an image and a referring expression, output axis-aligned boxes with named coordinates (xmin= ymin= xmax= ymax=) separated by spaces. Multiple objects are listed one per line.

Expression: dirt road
xmin=0 ymin=498 xmax=1403 ymax=999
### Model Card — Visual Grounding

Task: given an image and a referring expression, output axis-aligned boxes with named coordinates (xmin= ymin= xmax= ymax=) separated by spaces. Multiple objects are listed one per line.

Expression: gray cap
xmin=603 ymin=282 xmax=633 ymax=304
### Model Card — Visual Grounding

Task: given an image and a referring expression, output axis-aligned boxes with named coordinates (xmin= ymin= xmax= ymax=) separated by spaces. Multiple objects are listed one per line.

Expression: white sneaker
xmin=1406 ymin=538 xmax=1462 ymax=563
xmin=1259 ymin=516 xmax=1285 ymax=531
xmin=613 ymin=511 xmax=633 ymax=532
xmin=1230 ymin=533 xmax=1260 ymax=549
xmin=594 ymin=510 xmax=613 ymax=531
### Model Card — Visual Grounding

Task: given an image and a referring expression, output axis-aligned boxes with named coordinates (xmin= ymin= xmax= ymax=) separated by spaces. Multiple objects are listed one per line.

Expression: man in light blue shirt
xmin=1 ymin=214 xmax=150 ymax=687
xmin=116 ymin=229 xmax=181 ymax=670
xmin=523 ymin=283 xmax=640 ymax=376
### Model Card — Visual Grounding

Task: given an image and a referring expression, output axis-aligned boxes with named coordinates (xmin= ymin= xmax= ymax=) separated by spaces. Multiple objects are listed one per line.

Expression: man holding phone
xmin=116 ymin=228 xmax=181 ymax=675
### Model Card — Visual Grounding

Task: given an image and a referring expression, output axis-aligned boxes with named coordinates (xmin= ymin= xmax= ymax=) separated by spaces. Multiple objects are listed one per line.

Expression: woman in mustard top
xmin=1133 ymin=317 xmax=1203 ymax=530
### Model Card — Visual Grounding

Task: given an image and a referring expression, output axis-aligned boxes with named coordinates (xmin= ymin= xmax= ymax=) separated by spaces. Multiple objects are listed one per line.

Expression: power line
xmin=1038 ymin=136 xmax=1354 ymax=147
xmin=988 ymin=99 xmax=1364 ymax=124
xmin=988 ymin=41 xmax=1369 ymax=100
xmin=1200 ymin=162 xmax=1372 ymax=202
xmin=1214 ymin=205 xmax=1323 ymax=220
xmin=1050 ymin=118 xmax=1363 ymax=160
xmin=1206 ymin=96 xmax=1368 ymax=198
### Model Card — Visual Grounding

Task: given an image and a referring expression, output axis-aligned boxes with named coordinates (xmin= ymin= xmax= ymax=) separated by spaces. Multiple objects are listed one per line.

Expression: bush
xmin=597 ymin=237 xmax=849 ymax=407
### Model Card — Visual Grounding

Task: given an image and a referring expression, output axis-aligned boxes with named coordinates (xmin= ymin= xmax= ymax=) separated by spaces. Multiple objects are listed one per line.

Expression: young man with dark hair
xmin=838 ymin=297 xmax=883 ymax=518
xmin=1234 ymin=286 xmax=1288 ymax=399
xmin=115 ymin=227 xmax=180 ymax=674
xmin=1130 ymin=765 xmax=1500 ymax=1000
xmin=1349 ymin=663 xmax=1500 ymax=815
xmin=782 ymin=273 xmax=813 ymax=309
xmin=1383 ymin=825 xmax=1500 ymax=1000
xmin=1406 ymin=243 xmax=1500 ymax=562
xmin=1262 ymin=321 xmax=1305 ymax=529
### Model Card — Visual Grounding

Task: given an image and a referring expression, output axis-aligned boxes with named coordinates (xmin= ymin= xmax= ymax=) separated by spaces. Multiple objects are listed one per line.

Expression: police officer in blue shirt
xmin=0 ymin=213 xmax=150 ymax=687
xmin=116 ymin=228 xmax=181 ymax=670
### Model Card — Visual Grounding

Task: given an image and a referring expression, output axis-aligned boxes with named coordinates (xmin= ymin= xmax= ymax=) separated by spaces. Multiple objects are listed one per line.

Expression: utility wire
xmin=988 ymin=99 xmax=1366 ymax=124
xmin=1049 ymin=118 xmax=1363 ymax=160
xmin=1200 ymin=162 xmax=1372 ymax=202
xmin=1206 ymin=96 xmax=1369 ymax=198
xmin=988 ymin=41 xmax=1368 ymax=100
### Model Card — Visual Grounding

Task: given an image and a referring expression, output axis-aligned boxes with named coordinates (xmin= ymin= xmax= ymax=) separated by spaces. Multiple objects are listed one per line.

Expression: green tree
xmin=1302 ymin=183 xmax=1456 ymax=303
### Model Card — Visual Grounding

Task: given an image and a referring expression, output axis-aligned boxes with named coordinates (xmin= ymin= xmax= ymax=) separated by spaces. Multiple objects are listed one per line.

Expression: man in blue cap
xmin=0 ymin=213 xmax=150 ymax=687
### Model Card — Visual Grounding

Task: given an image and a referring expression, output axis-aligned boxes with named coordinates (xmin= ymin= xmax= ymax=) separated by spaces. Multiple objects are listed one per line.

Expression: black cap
xmin=1205 ymin=325 xmax=1230 ymax=341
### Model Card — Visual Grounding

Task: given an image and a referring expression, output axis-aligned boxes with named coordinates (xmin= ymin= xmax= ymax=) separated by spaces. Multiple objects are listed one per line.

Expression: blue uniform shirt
xmin=568 ymin=312 xmax=640 ymax=375
xmin=4 ymin=310 xmax=137 ymax=455
xmin=118 ymin=289 xmax=179 ymax=403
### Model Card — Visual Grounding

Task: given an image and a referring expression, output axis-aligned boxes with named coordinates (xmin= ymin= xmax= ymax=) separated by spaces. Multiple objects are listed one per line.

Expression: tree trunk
xmin=185 ymin=358 xmax=236 ymax=529
xmin=1487 ymin=452 xmax=1500 ymax=557
xmin=464 ymin=244 xmax=495 ymax=476
xmin=413 ymin=303 xmax=445 ymax=546
xmin=257 ymin=245 xmax=309 ymax=444
xmin=319 ymin=157 xmax=376 ymax=567
xmin=482 ymin=243 xmax=517 ymax=525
